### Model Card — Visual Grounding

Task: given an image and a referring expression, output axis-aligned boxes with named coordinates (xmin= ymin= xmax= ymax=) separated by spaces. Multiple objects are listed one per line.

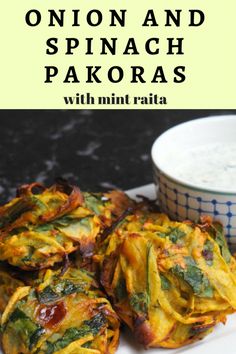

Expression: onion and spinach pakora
xmin=1 ymin=267 xmax=120 ymax=354
xmin=99 ymin=211 xmax=236 ymax=348
xmin=0 ymin=262 xmax=24 ymax=317
xmin=1 ymin=181 xmax=236 ymax=352
xmin=0 ymin=181 xmax=133 ymax=270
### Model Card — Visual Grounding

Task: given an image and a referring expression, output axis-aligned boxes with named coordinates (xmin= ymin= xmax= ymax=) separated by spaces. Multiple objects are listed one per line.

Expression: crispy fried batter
xmin=1 ymin=267 xmax=120 ymax=354
xmin=0 ymin=182 xmax=133 ymax=270
xmin=0 ymin=263 xmax=24 ymax=317
xmin=1 ymin=183 xmax=236 ymax=351
xmin=99 ymin=210 xmax=236 ymax=348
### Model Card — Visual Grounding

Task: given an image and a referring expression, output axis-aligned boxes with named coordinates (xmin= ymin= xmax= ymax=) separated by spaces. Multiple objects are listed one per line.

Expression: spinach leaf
xmin=44 ymin=342 xmax=54 ymax=354
xmin=84 ymin=312 xmax=107 ymax=336
xmin=31 ymin=196 xmax=48 ymax=212
xmin=22 ymin=246 xmax=35 ymax=263
xmin=9 ymin=226 xmax=28 ymax=235
xmin=37 ymin=286 xmax=60 ymax=304
xmin=55 ymin=280 xmax=85 ymax=296
xmin=160 ymin=274 xmax=171 ymax=290
xmin=8 ymin=308 xmax=44 ymax=350
xmin=38 ymin=280 xmax=85 ymax=304
xmin=53 ymin=216 xmax=78 ymax=227
xmin=9 ymin=308 xmax=28 ymax=322
xmin=115 ymin=276 xmax=127 ymax=301
xmin=34 ymin=224 xmax=54 ymax=232
xmin=45 ymin=313 xmax=106 ymax=353
xmin=29 ymin=328 xmax=45 ymax=350
xmin=53 ymin=327 xmax=89 ymax=352
xmin=82 ymin=341 xmax=92 ymax=348
xmin=202 ymin=240 xmax=214 ymax=266
xmin=84 ymin=193 xmax=103 ymax=215
xmin=158 ymin=227 xmax=186 ymax=244
xmin=213 ymin=223 xmax=231 ymax=264
xmin=130 ymin=292 xmax=148 ymax=314
xmin=172 ymin=257 xmax=213 ymax=298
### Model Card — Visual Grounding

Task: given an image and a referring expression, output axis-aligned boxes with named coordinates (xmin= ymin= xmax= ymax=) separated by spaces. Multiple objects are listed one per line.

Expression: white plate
xmin=1 ymin=184 xmax=236 ymax=354
xmin=117 ymin=183 xmax=236 ymax=354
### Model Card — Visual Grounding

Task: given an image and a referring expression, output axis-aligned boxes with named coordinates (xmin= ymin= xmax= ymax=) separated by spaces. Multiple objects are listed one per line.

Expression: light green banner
xmin=1 ymin=1 xmax=235 ymax=109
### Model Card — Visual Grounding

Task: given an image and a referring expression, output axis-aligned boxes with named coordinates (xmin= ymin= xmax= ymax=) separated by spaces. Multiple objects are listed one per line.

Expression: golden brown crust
xmin=99 ymin=210 xmax=236 ymax=348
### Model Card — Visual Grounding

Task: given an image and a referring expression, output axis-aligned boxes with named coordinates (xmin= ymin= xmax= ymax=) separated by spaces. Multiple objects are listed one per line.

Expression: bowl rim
xmin=151 ymin=115 xmax=236 ymax=196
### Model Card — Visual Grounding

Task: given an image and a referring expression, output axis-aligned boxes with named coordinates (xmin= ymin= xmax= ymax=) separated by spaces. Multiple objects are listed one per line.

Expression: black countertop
xmin=0 ymin=109 xmax=235 ymax=203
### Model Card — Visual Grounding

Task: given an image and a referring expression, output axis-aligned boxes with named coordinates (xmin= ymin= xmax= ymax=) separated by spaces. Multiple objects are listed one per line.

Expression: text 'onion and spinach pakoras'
xmin=1 ymin=267 xmax=120 ymax=354
xmin=99 ymin=211 xmax=236 ymax=348
xmin=0 ymin=181 xmax=133 ymax=270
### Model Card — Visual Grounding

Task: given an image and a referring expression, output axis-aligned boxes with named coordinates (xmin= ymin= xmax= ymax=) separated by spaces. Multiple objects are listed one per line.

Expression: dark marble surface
xmin=0 ymin=109 xmax=235 ymax=203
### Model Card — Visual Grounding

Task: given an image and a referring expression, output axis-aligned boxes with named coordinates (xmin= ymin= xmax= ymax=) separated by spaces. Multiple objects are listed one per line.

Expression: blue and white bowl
xmin=151 ymin=115 xmax=236 ymax=245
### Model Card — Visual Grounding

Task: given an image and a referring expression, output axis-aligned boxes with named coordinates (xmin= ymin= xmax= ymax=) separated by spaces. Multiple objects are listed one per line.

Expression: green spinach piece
xmin=45 ymin=313 xmax=106 ymax=353
xmin=160 ymin=274 xmax=171 ymax=290
xmin=29 ymin=327 xmax=45 ymax=350
xmin=158 ymin=227 xmax=186 ymax=244
xmin=212 ymin=223 xmax=231 ymax=264
xmin=34 ymin=224 xmax=54 ymax=232
xmin=202 ymin=240 xmax=214 ymax=266
xmin=53 ymin=216 xmax=78 ymax=227
xmin=38 ymin=280 xmax=85 ymax=304
xmin=55 ymin=280 xmax=85 ymax=296
xmin=115 ymin=276 xmax=127 ymax=301
xmin=22 ymin=246 xmax=35 ymax=263
xmin=84 ymin=193 xmax=104 ymax=215
xmin=8 ymin=308 xmax=44 ymax=350
xmin=37 ymin=286 xmax=60 ymax=304
xmin=130 ymin=292 xmax=148 ymax=314
xmin=172 ymin=257 xmax=213 ymax=298
xmin=82 ymin=341 xmax=92 ymax=348
xmin=31 ymin=196 xmax=48 ymax=212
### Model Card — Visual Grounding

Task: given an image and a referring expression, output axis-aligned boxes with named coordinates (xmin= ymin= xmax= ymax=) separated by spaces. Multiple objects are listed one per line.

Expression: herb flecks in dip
xmin=173 ymin=143 xmax=236 ymax=192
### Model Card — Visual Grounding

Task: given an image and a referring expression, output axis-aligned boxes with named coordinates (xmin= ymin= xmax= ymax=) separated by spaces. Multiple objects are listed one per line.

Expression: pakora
xmin=0 ymin=181 xmax=132 ymax=270
xmin=0 ymin=263 xmax=24 ymax=317
xmin=99 ymin=211 xmax=236 ymax=348
xmin=1 ymin=267 xmax=120 ymax=354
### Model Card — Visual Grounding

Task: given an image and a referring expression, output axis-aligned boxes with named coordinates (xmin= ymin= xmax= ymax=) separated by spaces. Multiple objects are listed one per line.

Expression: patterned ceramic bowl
xmin=151 ymin=115 xmax=236 ymax=245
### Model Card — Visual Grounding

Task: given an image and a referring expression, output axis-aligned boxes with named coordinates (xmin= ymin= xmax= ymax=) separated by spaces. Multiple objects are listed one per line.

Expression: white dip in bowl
xmin=151 ymin=115 xmax=236 ymax=244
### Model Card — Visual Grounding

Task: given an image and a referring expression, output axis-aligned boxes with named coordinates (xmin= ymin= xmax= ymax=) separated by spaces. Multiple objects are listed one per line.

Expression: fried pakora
xmin=0 ymin=182 xmax=132 ymax=270
xmin=99 ymin=211 xmax=236 ymax=348
xmin=1 ymin=267 xmax=120 ymax=354
xmin=1 ymin=181 xmax=236 ymax=352
xmin=0 ymin=263 xmax=24 ymax=317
